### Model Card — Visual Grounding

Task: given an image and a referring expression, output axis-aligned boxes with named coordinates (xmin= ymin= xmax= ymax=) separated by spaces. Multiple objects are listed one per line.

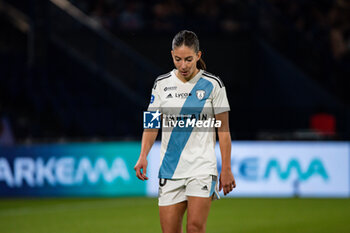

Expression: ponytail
xmin=197 ymin=57 xmax=206 ymax=70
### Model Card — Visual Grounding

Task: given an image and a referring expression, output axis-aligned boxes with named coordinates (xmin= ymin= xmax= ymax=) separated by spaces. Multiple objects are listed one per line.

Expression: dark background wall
xmin=0 ymin=0 xmax=349 ymax=143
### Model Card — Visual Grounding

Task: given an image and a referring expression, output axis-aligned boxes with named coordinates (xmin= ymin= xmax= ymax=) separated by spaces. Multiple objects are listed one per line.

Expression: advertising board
xmin=147 ymin=142 xmax=350 ymax=197
xmin=1 ymin=141 xmax=349 ymax=197
xmin=0 ymin=142 xmax=146 ymax=196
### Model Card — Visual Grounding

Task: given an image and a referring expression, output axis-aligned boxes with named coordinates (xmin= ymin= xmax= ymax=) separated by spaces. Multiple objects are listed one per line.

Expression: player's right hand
xmin=134 ymin=157 xmax=148 ymax=181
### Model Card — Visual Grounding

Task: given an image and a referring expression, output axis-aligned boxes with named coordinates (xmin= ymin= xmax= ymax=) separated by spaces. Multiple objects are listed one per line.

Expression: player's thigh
xmin=159 ymin=178 xmax=187 ymax=233
xmin=186 ymin=196 xmax=212 ymax=233
xmin=159 ymin=201 xmax=187 ymax=233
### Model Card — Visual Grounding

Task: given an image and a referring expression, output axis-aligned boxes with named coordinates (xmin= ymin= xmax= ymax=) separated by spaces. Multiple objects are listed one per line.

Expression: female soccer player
xmin=134 ymin=30 xmax=236 ymax=233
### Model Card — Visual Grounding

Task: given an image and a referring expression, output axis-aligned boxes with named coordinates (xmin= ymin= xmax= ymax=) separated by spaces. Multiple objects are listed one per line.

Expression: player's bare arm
xmin=216 ymin=112 xmax=236 ymax=195
xmin=134 ymin=128 xmax=159 ymax=181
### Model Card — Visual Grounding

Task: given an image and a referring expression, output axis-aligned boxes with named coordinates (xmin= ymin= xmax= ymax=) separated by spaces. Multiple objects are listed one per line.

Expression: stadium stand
xmin=0 ymin=0 xmax=349 ymax=142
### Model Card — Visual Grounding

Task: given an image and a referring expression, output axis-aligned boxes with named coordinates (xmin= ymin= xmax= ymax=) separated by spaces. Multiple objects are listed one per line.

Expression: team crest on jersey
xmin=196 ymin=90 xmax=205 ymax=100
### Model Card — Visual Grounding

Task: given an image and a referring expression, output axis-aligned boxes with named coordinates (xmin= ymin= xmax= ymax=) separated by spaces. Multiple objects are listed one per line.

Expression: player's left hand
xmin=219 ymin=169 xmax=236 ymax=196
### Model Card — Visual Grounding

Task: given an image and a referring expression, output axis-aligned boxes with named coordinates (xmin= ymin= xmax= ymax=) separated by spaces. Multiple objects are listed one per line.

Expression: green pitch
xmin=1 ymin=197 xmax=350 ymax=233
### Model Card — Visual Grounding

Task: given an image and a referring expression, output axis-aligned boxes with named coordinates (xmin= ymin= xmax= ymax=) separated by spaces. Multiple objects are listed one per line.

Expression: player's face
xmin=171 ymin=45 xmax=201 ymax=80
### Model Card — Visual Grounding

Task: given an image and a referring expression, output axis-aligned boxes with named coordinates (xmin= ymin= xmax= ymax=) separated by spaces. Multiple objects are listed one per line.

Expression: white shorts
xmin=158 ymin=174 xmax=220 ymax=206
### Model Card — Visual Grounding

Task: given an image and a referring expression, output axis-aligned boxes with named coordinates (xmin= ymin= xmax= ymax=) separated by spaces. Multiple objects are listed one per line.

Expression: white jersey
xmin=148 ymin=69 xmax=230 ymax=179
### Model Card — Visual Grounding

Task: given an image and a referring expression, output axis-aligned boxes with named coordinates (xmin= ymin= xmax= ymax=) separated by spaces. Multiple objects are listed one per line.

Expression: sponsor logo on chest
xmin=164 ymin=86 xmax=177 ymax=91
xmin=175 ymin=93 xmax=192 ymax=98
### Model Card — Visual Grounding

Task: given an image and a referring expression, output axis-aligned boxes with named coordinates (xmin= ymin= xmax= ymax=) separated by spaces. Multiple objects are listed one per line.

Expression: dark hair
xmin=172 ymin=30 xmax=206 ymax=70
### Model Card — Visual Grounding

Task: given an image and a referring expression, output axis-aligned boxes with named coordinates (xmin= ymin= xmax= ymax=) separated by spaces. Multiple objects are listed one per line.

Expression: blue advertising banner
xmin=2 ymin=141 xmax=349 ymax=198
xmin=0 ymin=142 xmax=145 ymax=197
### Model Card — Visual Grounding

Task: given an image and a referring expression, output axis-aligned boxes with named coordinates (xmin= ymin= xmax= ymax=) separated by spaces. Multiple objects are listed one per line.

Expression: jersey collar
xmin=172 ymin=69 xmax=204 ymax=85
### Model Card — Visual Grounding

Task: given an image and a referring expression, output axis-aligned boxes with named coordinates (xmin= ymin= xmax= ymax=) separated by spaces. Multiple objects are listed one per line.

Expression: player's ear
xmin=171 ymin=50 xmax=174 ymax=58
xmin=197 ymin=51 xmax=202 ymax=61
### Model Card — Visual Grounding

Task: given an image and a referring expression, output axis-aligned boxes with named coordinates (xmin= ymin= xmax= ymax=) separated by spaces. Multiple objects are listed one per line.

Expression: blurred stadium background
xmin=1 ymin=0 xmax=350 ymax=232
